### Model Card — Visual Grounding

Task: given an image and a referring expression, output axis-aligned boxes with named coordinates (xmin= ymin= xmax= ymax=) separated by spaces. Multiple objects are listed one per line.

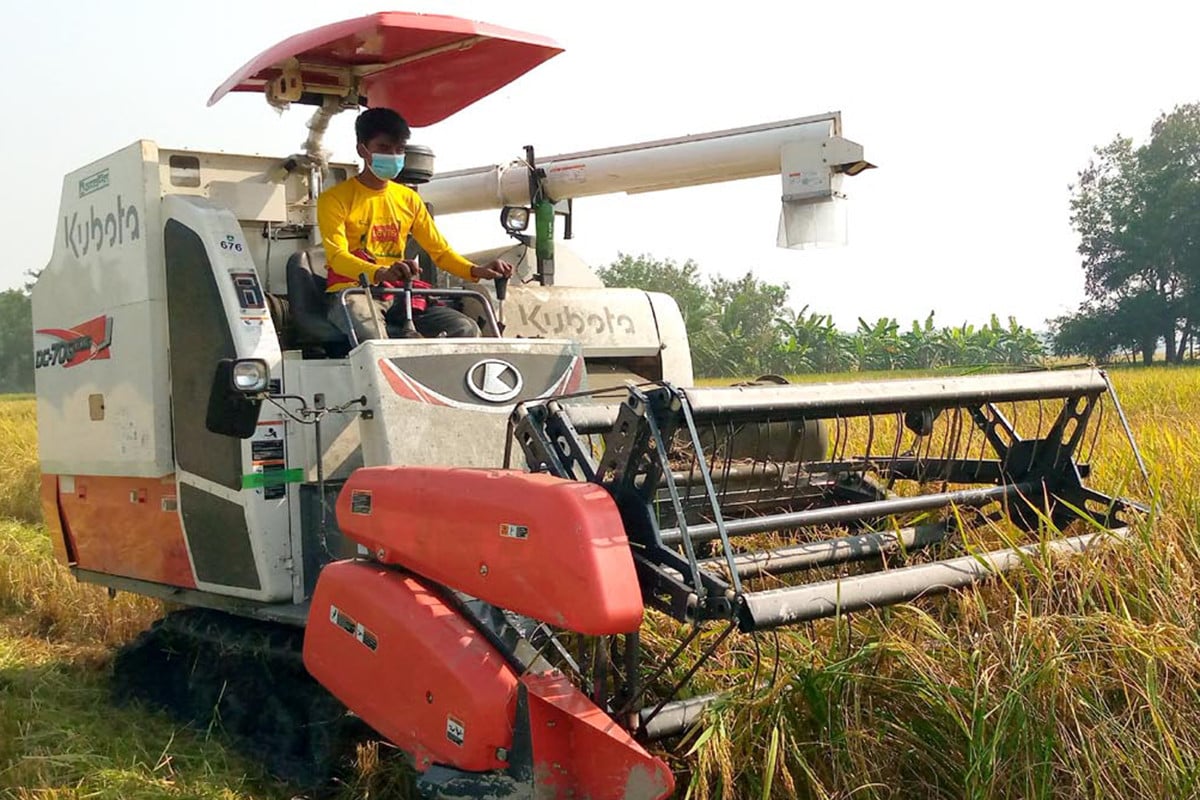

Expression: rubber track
xmin=111 ymin=608 xmax=366 ymax=788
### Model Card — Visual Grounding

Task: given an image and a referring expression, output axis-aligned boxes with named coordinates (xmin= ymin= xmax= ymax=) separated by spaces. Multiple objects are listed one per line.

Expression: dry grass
xmin=4 ymin=368 xmax=1200 ymax=798
xmin=0 ymin=395 xmax=160 ymax=646
xmin=670 ymin=366 xmax=1200 ymax=799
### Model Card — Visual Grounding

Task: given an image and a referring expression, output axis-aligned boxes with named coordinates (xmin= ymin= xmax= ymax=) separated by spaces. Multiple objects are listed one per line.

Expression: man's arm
xmin=406 ymin=193 xmax=480 ymax=282
xmin=317 ymin=188 xmax=386 ymax=285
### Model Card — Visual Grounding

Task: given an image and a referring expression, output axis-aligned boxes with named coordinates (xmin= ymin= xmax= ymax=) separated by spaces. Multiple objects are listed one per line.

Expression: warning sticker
xmin=330 ymin=605 xmax=379 ymax=653
xmin=330 ymin=604 xmax=357 ymax=636
xmin=548 ymin=163 xmax=587 ymax=185
xmin=351 ymin=490 xmax=373 ymax=515
xmin=446 ymin=716 xmax=465 ymax=747
xmin=251 ymin=439 xmax=285 ymax=463
xmin=499 ymin=523 xmax=529 ymax=540
xmin=356 ymin=624 xmax=378 ymax=651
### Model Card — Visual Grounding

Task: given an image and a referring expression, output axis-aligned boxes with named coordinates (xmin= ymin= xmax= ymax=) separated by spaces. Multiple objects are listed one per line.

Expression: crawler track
xmin=111 ymin=608 xmax=366 ymax=787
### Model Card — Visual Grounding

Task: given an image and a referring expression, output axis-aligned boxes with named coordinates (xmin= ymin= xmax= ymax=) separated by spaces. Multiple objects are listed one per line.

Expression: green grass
xmin=4 ymin=368 xmax=1200 ymax=798
xmin=0 ymin=623 xmax=284 ymax=799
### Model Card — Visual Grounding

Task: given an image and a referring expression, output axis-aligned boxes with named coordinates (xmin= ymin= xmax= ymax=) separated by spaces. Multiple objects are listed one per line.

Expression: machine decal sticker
xmin=329 ymin=605 xmax=378 ymax=652
xmin=78 ymin=168 xmax=109 ymax=197
xmin=350 ymin=490 xmax=373 ymax=515
xmin=446 ymin=716 xmax=465 ymax=747
xmin=229 ymin=271 xmax=265 ymax=309
xmin=34 ymin=315 xmax=114 ymax=369
xmin=219 ymin=234 xmax=245 ymax=253
xmin=556 ymin=355 xmax=585 ymax=396
xmin=465 ymin=359 xmax=524 ymax=403
xmin=516 ymin=302 xmax=636 ymax=337
xmin=63 ymin=196 xmax=140 ymax=258
xmin=241 ymin=468 xmax=303 ymax=490
xmin=355 ymin=623 xmax=378 ymax=651
xmin=379 ymin=360 xmax=452 ymax=407
xmin=499 ymin=524 xmax=529 ymax=540
xmin=330 ymin=604 xmax=357 ymax=635
xmin=250 ymin=438 xmax=287 ymax=500
xmin=251 ymin=439 xmax=285 ymax=462
xmin=547 ymin=162 xmax=586 ymax=185
xmin=379 ymin=356 xmax=583 ymax=411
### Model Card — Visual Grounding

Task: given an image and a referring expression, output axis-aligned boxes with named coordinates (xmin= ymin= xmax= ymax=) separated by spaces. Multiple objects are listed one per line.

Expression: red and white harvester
xmin=33 ymin=11 xmax=1144 ymax=798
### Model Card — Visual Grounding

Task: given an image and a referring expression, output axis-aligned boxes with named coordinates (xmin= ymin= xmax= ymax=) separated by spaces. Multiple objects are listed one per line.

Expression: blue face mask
xmin=368 ymin=153 xmax=405 ymax=181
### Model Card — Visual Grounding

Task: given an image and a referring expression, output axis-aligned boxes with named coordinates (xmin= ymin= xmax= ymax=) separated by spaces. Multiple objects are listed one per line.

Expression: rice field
xmin=2 ymin=367 xmax=1200 ymax=799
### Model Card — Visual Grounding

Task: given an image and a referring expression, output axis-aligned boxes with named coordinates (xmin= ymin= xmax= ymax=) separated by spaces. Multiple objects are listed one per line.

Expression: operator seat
xmin=285 ymin=249 xmax=350 ymax=358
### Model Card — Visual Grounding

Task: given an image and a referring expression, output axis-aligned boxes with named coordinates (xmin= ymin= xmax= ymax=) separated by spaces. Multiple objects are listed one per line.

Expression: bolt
xmin=479 ymin=564 xmax=489 ymax=576
xmin=426 ymin=691 xmax=434 ymax=704
xmin=376 ymin=548 xmax=386 ymax=559
xmin=496 ymin=747 xmax=509 ymax=762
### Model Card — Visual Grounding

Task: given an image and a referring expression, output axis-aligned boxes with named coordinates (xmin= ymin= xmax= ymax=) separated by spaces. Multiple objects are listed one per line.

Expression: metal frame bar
xmin=509 ymin=368 xmax=1145 ymax=732
xmin=337 ymin=285 xmax=502 ymax=347
xmin=740 ymin=528 xmax=1128 ymax=629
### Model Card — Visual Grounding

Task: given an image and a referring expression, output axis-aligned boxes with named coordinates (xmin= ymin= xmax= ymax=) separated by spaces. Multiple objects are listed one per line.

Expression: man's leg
xmin=328 ymin=293 xmax=393 ymax=343
xmin=413 ymin=306 xmax=481 ymax=338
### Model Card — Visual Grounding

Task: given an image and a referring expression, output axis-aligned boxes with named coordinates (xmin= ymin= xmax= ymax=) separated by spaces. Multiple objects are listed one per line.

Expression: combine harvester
xmin=32 ymin=11 xmax=1146 ymax=798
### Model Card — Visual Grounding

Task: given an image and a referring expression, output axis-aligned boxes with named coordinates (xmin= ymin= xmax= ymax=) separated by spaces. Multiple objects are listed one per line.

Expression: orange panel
xmin=40 ymin=475 xmax=73 ymax=566
xmin=335 ymin=467 xmax=643 ymax=636
xmin=522 ymin=672 xmax=675 ymax=800
xmin=57 ymin=475 xmax=195 ymax=588
xmin=304 ymin=560 xmax=518 ymax=772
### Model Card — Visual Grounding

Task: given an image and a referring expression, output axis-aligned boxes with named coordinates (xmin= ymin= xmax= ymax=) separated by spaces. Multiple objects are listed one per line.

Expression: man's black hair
xmin=355 ymin=107 xmax=411 ymax=145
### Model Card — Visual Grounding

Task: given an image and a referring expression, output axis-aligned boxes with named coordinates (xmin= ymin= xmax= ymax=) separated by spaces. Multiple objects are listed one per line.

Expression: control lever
xmin=397 ymin=278 xmax=422 ymax=339
xmin=358 ymin=273 xmax=386 ymax=341
xmin=494 ymin=275 xmax=508 ymax=333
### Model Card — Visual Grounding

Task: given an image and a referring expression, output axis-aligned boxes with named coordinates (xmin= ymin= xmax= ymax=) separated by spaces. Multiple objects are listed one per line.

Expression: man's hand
xmin=377 ymin=259 xmax=421 ymax=283
xmin=469 ymin=260 xmax=515 ymax=281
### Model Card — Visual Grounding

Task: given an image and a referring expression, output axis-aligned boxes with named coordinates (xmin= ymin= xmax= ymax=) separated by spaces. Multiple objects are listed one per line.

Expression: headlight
xmin=230 ymin=359 xmax=270 ymax=394
xmin=500 ymin=206 xmax=530 ymax=233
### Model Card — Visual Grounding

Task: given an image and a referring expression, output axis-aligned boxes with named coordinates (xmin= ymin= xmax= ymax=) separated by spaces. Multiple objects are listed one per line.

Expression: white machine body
xmin=32 ymin=113 xmax=868 ymax=609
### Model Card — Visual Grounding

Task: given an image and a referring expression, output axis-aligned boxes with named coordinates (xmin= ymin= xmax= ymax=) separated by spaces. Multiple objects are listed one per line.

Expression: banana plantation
xmin=598 ymin=254 xmax=1046 ymax=378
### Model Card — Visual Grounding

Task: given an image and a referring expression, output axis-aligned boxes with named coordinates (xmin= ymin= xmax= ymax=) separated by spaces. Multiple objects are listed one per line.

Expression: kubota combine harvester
xmin=33 ymin=11 xmax=1146 ymax=799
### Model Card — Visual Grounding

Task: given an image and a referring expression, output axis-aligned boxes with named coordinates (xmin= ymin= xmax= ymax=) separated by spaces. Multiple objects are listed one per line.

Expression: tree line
xmin=597 ymin=254 xmax=1045 ymax=377
xmin=1051 ymin=102 xmax=1200 ymax=364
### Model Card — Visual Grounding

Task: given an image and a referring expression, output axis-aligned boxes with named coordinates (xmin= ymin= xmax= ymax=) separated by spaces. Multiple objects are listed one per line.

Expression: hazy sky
xmin=3 ymin=0 xmax=1196 ymax=330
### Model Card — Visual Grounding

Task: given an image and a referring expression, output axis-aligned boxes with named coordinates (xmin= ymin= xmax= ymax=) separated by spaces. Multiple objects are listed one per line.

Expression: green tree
xmin=1069 ymin=102 xmax=1200 ymax=364
xmin=0 ymin=288 xmax=33 ymax=393
xmin=708 ymin=273 xmax=790 ymax=377
xmin=596 ymin=253 xmax=720 ymax=370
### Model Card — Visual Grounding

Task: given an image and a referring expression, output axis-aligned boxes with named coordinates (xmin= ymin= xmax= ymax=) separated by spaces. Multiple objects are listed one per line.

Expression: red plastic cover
xmin=208 ymin=11 xmax=563 ymax=125
xmin=522 ymin=672 xmax=675 ymax=800
xmin=335 ymin=467 xmax=644 ymax=636
xmin=304 ymin=560 xmax=519 ymax=772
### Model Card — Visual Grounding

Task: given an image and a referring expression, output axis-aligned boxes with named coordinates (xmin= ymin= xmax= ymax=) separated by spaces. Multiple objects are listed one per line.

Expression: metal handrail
xmin=336 ymin=285 xmax=502 ymax=347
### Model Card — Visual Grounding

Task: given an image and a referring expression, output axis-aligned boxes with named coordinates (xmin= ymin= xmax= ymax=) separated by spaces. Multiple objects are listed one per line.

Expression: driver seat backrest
xmin=285 ymin=248 xmax=350 ymax=358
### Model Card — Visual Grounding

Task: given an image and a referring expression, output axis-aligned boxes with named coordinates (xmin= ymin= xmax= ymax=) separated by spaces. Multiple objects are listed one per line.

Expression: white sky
xmin=2 ymin=0 xmax=1196 ymax=330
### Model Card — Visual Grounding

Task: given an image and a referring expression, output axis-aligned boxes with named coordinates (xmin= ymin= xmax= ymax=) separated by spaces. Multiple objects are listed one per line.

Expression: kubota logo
xmin=35 ymin=315 xmax=114 ymax=369
xmin=465 ymin=359 xmax=523 ymax=403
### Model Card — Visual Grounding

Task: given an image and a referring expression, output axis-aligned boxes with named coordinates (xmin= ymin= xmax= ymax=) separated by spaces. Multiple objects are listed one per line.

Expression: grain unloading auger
xmin=501 ymin=366 xmax=1146 ymax=738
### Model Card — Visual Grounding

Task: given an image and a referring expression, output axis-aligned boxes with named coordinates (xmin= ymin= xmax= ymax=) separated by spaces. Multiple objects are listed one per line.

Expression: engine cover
xmin=335 ymin=467 xmax=643 ymax=635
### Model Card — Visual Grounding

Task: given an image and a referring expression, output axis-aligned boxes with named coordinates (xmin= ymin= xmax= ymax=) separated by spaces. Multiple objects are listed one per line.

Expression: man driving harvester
xmin=317 ymin=107 xmax=513 ymax=341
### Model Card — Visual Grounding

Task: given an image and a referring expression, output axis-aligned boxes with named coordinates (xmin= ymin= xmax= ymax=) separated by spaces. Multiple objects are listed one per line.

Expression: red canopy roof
xmin=208 ymin=12 xmax=563 ymax=126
